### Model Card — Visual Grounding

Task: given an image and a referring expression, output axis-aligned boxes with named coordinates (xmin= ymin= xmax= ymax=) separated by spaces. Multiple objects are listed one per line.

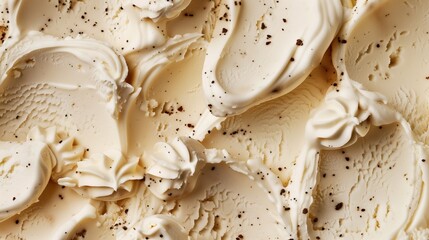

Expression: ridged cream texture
xmin=0 ymin=0 xmax=429 ymax=239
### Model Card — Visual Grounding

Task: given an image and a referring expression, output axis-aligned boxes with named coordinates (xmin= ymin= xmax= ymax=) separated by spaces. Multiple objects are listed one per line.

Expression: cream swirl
xmin=128 ymin=33 xmax=202 ymax=89
xmin=127 ymin=0 xmax=191 ymax=22
xmin=52 ymin=201 xmax=98 ymax=240
xmin=330 ymin=0 xmax=429 ymax=236
xmin=5 ymin=0 xmax=166 ymax=54
xmin=201 ymin=0 xmax=343 ymax=117
xmin=0 ymin=141 xmax=54 ymax=222
xmin=0 ymin=32 xmax=132 ymax=117
xmin=288 ymin=78 xmax=404 ymax=238
xmin=27 ymin=126 xmax=84 ymax=180
xmin=58 ymin=150 xmax=144 ymax=201
xmin=144 ymin=137 xmax=207 ymax=200
xmin=306 ymin=79 xmax=400 ymax=149
xmin=139 ymin=215 xmax=188 ymax=240
xmin=288 ymin=1 xmax=428 ymax=233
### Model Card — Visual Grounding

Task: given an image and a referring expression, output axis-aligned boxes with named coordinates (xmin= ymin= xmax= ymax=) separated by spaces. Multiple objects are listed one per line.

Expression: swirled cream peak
xmin=27 ymin=126 xmax=84 ymax=180
xmin=144 ymin=137 xmax=207 ymax=200
xmin=202 ymin=0 xmax=343 ymax=117
xmin=0 ymin=141 xmax=54 ymax=222
xmin=287 ymin=78 xmax=403 ymax=238
xmin=306 ymin=79 xmax=400 ymax=149
xmin=0 ymin=31 xmax=132 ymax=117
xmin=127 ymin=0 xmax=191 ymax=22
xmin=58 ymin=150 xmax=144 ymax=201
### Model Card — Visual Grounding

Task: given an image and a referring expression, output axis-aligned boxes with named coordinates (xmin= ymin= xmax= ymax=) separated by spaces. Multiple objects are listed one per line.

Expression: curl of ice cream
xmin=124 ymin=146 xmax=295 ymax=239
xmin=0 ymin=31 xmax=133 ymax=155
xmin=127 ymin=0 xmax=191 ymax=22
xmin=0 ymin=141 xmax=54 ymax=222
xmin=0 ymin=32 xmax=132 ymax=118
xmin=332 ymin=0 xmax=429 ymax=236
xmin=287 ymin=0 xmax=429 ymax=235
xmin=27 ymin=126 xmax=84 ymax=180
xmin=2 ymin=0 xmax=429 ymax=239
xmin=306 ymin=79 xmax=400 ymax=149
xmin=58 ymin=150 xmax=144 ymax=201
xmin=201 ymin=0 xmax=343 ymax=117
xmin=129 ymin=33 xmax=202 ymax=89
xmin=144 ymin=137 xmax=207 ymax=200
xmin=139 ymin=215 xmax=188 ymax=240
xmin=288 ymin=78 xmax=403 ymax=238
xmin=5 ymin=0 xmax=166 ymax=54
xmin=52 ymin=201 xmax=98 ymax=240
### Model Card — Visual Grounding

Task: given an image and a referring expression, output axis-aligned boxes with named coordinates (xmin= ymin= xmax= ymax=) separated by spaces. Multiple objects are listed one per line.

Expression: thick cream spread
xmin=1 ymin=0 xmax=429 ymax=239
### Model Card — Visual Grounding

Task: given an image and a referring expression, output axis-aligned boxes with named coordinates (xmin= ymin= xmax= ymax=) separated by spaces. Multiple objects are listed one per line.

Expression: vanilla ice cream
xmin=0 ymin=0 xmax=428 ymax=239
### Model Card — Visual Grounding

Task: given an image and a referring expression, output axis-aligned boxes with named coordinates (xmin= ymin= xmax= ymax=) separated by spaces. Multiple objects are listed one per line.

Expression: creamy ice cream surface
xmin=0 ymin=0 xmax=429 ymax=239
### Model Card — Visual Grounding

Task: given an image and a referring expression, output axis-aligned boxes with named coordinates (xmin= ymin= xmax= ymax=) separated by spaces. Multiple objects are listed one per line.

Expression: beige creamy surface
xmin=0 ymin=0 xmax=429 ymax=239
